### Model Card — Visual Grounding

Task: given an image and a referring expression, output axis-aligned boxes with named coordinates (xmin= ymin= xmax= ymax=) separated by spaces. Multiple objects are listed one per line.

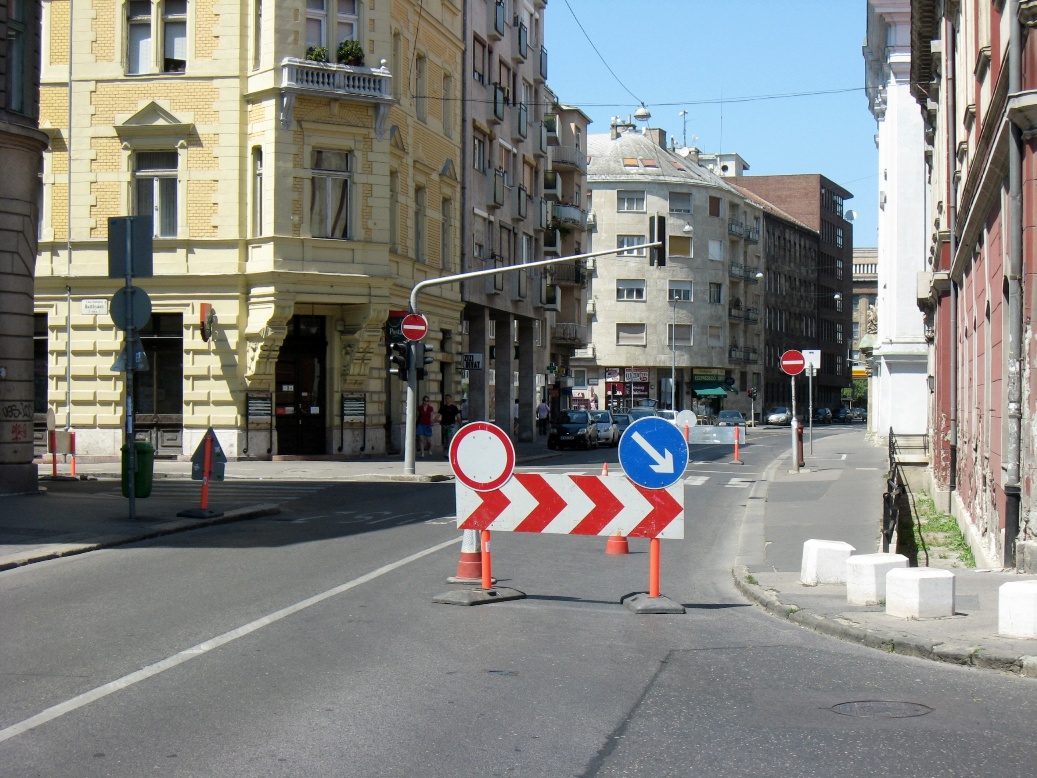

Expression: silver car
xmin=590 ymin=410 xmax=620 ymax=447
xmin=765 ymin=406 xmax=792 ymax=425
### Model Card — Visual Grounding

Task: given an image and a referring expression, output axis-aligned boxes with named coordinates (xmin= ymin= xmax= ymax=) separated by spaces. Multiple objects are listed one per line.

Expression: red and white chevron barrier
xmin=456 ymin=473 xmax=684 ymax=539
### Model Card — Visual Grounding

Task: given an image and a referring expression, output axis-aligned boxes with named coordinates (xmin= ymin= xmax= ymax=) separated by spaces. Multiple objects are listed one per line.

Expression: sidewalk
xmin=4 ymin=440 xmax=555 ymax=573
xmin=733 ymin=429 xmax=1037 ymax=679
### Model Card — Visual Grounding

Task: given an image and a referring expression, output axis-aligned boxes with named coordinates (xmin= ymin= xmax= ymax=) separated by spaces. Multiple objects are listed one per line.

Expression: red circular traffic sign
xmin=401 ymin=313 xmax=429 ymax=342
xmin=780 ymin=349 xmax=806 ymax=376
xmin=449 ymin=422 xmax=515 ymax=492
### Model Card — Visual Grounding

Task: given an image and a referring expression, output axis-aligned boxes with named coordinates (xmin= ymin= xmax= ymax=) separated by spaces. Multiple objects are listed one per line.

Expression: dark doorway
xmin=275 ymin=316 xmax=327 ymax=455
xmin=134 ymin=313 xmax=184 ymax=457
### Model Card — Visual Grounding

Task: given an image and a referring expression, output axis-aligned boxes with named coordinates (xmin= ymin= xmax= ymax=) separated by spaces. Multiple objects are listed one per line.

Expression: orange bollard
xmin=649 ymin=538 xmax=661 ymax=598
xmin=732 ymin=426 xmax=743 ymax=464
xmin=683 ymin=422 xmax=690 ymax=443
xmin=481 ymin=530 xmax=493 ymax=590
xmin=69 ymin=431 xmax=77 ymax=477
xmin=606 ymin=531 xmax=629 ymax=555
xmin=49 ymin=431 xmax=57 ymax=478
xmin=601 ymin=461 xmax=608 ymax=476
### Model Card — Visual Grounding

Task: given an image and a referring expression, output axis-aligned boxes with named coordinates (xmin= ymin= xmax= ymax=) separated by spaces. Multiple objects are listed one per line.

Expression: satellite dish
xmin=845 ymin=209 xmax=857 ymax=221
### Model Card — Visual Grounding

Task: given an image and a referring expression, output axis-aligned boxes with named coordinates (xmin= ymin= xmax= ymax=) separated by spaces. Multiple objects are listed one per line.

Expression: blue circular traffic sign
xmin=617 ymin=416 xmax=690 ymax=490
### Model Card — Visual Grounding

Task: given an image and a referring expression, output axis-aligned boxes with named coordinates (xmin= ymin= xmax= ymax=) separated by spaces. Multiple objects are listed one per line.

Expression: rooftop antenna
xmin=679 ymin=109 xmax=688 ymax=147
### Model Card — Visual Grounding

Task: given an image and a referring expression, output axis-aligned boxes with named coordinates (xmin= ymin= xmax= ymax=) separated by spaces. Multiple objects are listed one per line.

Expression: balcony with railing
xmin=515 ymin=22 xmax=528 ymax=60
xmin=728 ymin=306 xmax=744 ymax=321
xmin=490 ymin=84 xmax=506 ymax=124
xmin=538 ymin=46 xmax=548 ymax=82
xmin=514 ymin=102 xmax=528 ymax=141
xmin=551 ymin=202 xmax=585 ymax=228
xmin=516 ymin=185 xmax=528 ymax=218
xmin=538 ymin=197 xmax=549 ymax=230
xmin=744 ymin=348 xmax=759 ymax=363
xmin=489 ymin=169 xmax=506 ymax=208
xmin=551 ymin=260 xmax=587 ymax=287
xmin=490 ymin=0 xmax=506 ymax=39
xmin=728 ymin=262 xmax=745 ymax=280
xmin=535 ymin=122 xmax=548 ymax=156
xmin=727 ymin=219 xmax=745 ymax=239
xmin=280 ymin=58 xmax=393 ymax=130
xmin=745 ymin=226 xmax=760 ymax=243
xmin=551 ymin=144 xmax=587 ymax=172
xmin=543 ymin=112 xmax=559 ymax=144
xmin=744 ymin=307 xmax=760 ymax=324
xmin=543 ymin=227 xmax=561 ymax=254
xmin=543 ymin=169 xmax=560 ymax=200
xmin=728 ymin=346 xmax=745 ymax=362
xmin=552 ymin=322 xmax=588 ymax=346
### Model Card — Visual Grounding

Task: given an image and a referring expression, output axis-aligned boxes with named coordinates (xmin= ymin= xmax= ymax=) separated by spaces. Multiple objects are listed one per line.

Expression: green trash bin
xmin=122 ymin=441 xmax=155 ymax=498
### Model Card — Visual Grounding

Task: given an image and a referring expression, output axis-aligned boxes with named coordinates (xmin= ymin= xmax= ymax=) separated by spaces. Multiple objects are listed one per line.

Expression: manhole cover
xmin=831 ymin=701 xmax=933 ymax=719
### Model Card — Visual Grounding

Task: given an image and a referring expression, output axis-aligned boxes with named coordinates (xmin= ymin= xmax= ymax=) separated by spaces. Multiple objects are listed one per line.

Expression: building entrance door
xmin=274 ymin=316 xmax=327 ymax=455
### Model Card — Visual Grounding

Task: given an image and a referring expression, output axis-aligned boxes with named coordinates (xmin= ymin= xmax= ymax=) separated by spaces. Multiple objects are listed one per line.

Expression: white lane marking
xmin=725 ymin=478 xmax=755 ymax=489
xmin=0 ymin=536 xmax=461 ymax=745
xmin=683 ymin=475 xmax=709 ymax=487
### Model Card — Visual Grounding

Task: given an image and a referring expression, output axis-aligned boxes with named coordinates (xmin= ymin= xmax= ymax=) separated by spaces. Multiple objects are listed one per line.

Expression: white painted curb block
xmin=846 ymin=553 xmax=909 ymax=605
xmin=800 ymin=539 xmax=856 ymax=586
xmin=885 ymin=568 xmax=955 ymax=619
xmin=998 ymin=580 xmax=1037 ymax=638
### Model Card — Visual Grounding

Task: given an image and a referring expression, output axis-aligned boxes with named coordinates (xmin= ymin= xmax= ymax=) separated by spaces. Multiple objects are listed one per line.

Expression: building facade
xmin=36 ymin=0 xmax=464 ymax=459
xmin=574 ymin=120 xmax=764 ymax=419
xmin=461 ymin=0 xmax=591 ymax=437
xmin=735 ymin=174 xmax=855 ymax=413
xmin=864 ymin=0 xmax=929 ymax=443
xmin=910 ymin=0 xmax=1037 ymax=570
xmin=1 ymin=0 xmax=48 ymax=492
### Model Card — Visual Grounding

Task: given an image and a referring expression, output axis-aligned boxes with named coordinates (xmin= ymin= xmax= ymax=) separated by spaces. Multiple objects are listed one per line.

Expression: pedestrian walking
xmin=536 ymin=400 xmax=550 ymax=436
xmin=416 ymin=396 xmax=435 ymax=457
xmin=439 ymin=395 xmax=462 ymax=455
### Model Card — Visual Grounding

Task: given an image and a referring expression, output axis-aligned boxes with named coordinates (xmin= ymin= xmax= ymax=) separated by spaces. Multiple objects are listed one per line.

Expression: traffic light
xmin=748 ymin=387 xmax=757 ymax=400
xmin=388 ymin=342 xmax=409 ymax=380
xmin=649 ymin=214 xmax=666 ymax=267
xmin=416 ymin=343 xmax=434 ymax=380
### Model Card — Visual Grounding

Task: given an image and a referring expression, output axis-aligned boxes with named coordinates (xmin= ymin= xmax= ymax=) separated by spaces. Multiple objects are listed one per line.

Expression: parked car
xmin=835 ymin=407 xmax=854 ymax=424
xmin=590 ymin=410 xmax=619 ymax=447
xmin=613 ymin=413 xmax=632 ymax=437
xmin=716 ymin=410 xmax=748 ymax=427
xmin=626 ymin=407 xmax=658 ymax=422
xmin=852 ymin=407 xmax=867 ymax=422
xmin=813 ymin=406 xmax=833 ymax=424
xmin=657 ymin=409 xmax=677 ymax=424
xmin=547 ymin=410 xmax=599 ymax=450
xmin=765 ymin=406 xmax=792 ymax=425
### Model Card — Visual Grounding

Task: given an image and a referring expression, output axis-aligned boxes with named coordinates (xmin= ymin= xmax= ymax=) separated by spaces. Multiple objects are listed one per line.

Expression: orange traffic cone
xmin=606 ymin=531 xmax=629 ymax=555
xmin=449 ymin=529 xmax=495 ymax=584
xmin=601 ymin=462 xmax=609 ymax=476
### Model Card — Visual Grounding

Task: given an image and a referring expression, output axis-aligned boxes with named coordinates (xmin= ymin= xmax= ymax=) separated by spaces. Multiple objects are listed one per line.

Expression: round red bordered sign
xmin=401 ymin=313 xmax=429 ymax=342
xmin=449 ymin=422 xmax=515 ymax=492
xmin=780 ymin=349 xmax=806 ymax=376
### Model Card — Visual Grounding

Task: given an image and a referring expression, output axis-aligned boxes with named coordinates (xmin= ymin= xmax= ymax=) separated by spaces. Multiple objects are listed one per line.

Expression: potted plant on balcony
xmin=337 ymin=40 xmax=365 ymax=66
xmin=305 ymin=46 xmax=330 ymax=63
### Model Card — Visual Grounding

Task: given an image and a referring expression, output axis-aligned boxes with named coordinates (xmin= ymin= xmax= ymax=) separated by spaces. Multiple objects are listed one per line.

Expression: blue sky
xmin=544 ymin=0 xmax=879 ymax=248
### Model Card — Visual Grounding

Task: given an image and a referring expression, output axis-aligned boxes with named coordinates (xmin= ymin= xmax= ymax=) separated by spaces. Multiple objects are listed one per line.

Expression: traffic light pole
xmin=401 ymin=242 xmax=661 ymax=474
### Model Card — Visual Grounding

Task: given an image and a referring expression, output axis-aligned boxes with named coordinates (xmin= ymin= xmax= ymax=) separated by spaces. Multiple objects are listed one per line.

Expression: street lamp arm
xmin=408 ymin=243 xmax=661 ymax=313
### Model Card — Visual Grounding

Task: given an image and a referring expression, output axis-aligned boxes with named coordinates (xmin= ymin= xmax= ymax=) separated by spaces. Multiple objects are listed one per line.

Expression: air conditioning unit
xmin=584 ymin=257 xmax=595 ymax=270
xmin=586 ymin=299 xmax=596 ymax=315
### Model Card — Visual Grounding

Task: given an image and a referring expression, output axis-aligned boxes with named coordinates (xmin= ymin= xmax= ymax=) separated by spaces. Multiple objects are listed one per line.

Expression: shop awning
xmin=692 ymin=381 xmax=734 ymax=397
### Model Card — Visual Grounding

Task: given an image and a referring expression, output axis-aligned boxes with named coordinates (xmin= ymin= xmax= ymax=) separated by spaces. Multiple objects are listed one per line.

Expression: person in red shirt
xmin=417 ymin=396 xmax=435 ymax=457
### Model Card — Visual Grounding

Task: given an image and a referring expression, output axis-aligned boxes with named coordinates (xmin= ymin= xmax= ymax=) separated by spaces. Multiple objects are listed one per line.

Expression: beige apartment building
xmin=36 ymin=0 xmax=464 ymax=458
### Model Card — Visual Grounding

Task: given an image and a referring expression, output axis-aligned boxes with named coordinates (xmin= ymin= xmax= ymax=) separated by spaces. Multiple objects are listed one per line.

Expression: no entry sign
xmin=401 ymin=313 xmax=429 ymax=342
xmin=780 ymin=349 xmax=806 ymax=376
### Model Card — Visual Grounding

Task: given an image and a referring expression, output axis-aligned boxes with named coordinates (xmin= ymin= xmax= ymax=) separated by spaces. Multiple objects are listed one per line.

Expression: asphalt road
xmin=2 ymin=434 xmax=1037 ymax=776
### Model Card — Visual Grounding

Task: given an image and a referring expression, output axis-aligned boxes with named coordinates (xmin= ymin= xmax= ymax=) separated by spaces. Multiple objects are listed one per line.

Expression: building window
xmin=415 ymin=54 xmax=428 ymax=121
xmin=389 ymin=170 xmax=399 ymax=252
xmin=836 ymin=323 xmax=844 ymax=343
xmin=616 ymin=323 xmax=647 ymax=346
xmin=127 ymin=1 xmax=153 ymax=74
xmin=135 ymin=314 xmax=184 ymax=416
xmin=669 ymin=191 xmax=692 ymax=214
xmin=835 ymin=226 xmax=844 ymax=248
xmin=307 ymin=0 xmax=357 ymax=51
xmin=391 ymin=31 xmax=402 ymax=99
xmin=126 ymin=0 xmax=189 ymax=74
xmin=6 ymin=0 xmax=30 ymax=112
xmin=414 ymin=186 xmax=426 ymax=260
xmin=617 ymin=235 xmax=646 ymax=257
xmin=251 ymin=0 xmax=262 ymax=69
xmin=708 ymin=195 xmax=722 ymax=218
xmin=134 ymin=151 xmax=178 ymax=237
xmin=707 ymin=239 xmax=723 ymax=262
xmin=473 ymin=37 xmax=487 ymax=84
xmin=707 ymin=325 xmax=722 ymax=346
xmin=442 ymin=74 xmax=453 ymax=138
xmin=33 ymin=315 xmax=47 ymax=413
xmin=617 ymin=190 xmax=646 ymax=212
xmin=572 ymin=368 xmax=587 ymax=387
xmin=708 ymin=282 xmax=722 ymax=304
xmin=473 ymin=133 xmax=487 ymax=172
xmin=668 ymin=324 xmax=692 ymax=346
xmin=669 ymin=235 xmax=692 ymax=258
xmin=251 ymin=147 xmax=263 ymax=237
xmin=616 ymin=279 xmax=646 ymax=301
xmin=668 ymin=280 xmax=692 ymax=301
xmin=162 ymin=0 xmax=187 ymax=72
xmin=441 ymin=198 xmax=453 ymax=269
xmin=310 ymin=149 xmax=351 ymax=239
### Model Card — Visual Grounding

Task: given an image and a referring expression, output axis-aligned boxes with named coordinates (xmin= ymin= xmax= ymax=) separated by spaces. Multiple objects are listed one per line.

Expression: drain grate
xmin=831 ymin=700 xmax=933 ymax=719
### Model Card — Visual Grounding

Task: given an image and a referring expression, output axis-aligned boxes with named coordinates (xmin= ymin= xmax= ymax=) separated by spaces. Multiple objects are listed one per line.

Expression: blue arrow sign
xmin=618 ymin=416 xmax=690 ymax=490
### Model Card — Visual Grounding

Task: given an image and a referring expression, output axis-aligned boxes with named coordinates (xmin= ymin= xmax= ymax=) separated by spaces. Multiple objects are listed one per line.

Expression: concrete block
xmin=846 ymin=553 xmax=909 ymax=605
xmin=885 ymin=568 xmax=955 ymax=619
xmin=800 ymin=539 xmax=856 ymax=586
xmin=998 ymin=580 xmax=1037 ymax=638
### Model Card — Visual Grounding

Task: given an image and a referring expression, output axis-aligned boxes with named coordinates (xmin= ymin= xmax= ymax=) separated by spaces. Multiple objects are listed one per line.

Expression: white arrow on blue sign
xmin=617 ymin=416 xmax=690 ymax=490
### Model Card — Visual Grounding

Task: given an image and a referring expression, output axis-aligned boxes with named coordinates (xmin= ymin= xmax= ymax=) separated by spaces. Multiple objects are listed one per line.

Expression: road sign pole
xmin=790 ymin=376 xmax=799 ymax=474
xmin=404 ymin=341 xmax=418 ymax=475
xmin=808 ymin=365 xmax=814 ymax=455
xmin=200 ymin=431 xmax=212 ymax=510
xmin=124 ymin=219 xmax=136 ymax=520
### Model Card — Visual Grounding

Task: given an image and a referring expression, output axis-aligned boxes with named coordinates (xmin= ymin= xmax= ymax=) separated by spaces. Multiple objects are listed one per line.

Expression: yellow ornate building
xmin=36 ymin=0 xmax=464 ymax=457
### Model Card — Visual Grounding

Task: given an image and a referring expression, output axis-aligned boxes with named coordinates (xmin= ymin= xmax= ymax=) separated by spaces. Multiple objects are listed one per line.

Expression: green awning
xmin=691 ymin=381 xmax=733 ymax=397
